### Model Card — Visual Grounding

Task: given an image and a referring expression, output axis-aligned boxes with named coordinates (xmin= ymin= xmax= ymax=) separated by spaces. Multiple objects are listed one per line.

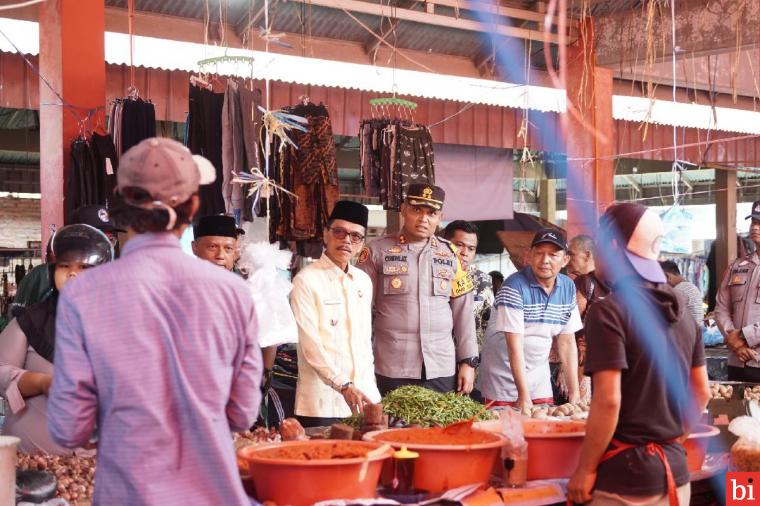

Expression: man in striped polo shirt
xmin=478 ymin=228 xmax=582 ymax=413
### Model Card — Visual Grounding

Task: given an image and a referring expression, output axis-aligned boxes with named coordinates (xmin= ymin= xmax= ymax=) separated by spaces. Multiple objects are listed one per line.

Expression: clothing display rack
xmin=107 ymin=87 xmax=156 ymax=159
xmin=359 ymin=97 xmax=435 ymax=210
xmin=186 ymin=75 xmax=263 ymax=221
xmin=660 ymin=252 xmax=708 ymax=296
xmin=266 ymin=99 xmax=340 ymax=247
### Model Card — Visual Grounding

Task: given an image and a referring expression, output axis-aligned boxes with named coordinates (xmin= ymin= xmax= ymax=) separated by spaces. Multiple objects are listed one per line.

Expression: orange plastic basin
xmin=363 ymin=427 xmax=507 ymax=493
xmin=523 ymin=419 xmax=586 ymax=480
xmin=683 ymin=424 xmax=720 ymax=473
xmin=237 ymin=440 xmax=393 ymax=506
xmin=473 ymin=418 xmax=587 ymax=480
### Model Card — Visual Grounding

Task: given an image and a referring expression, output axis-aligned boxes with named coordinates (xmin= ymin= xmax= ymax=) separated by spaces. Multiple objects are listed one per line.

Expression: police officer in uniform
xmin=357 ymin=184 xmax=479 ymax=395
xmin=714 ymin=200 xmax=760 ymax=382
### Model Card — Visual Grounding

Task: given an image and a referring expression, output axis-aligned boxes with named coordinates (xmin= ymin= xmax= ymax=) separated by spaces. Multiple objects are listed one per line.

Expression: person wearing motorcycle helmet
xmin=0 ymin=224 xmax=113 ymax=454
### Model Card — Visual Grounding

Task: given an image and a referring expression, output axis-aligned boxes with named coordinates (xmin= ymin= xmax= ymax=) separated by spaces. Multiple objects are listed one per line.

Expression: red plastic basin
xmin=237 ymin=440 xmax=393 ymax=506
xmin=363 ymin=427 xmax=507 ymax=493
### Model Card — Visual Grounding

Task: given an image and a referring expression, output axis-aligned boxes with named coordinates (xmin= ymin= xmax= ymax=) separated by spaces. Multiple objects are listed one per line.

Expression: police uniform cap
xmin=405 ymin=184 xmax=445 ymax=210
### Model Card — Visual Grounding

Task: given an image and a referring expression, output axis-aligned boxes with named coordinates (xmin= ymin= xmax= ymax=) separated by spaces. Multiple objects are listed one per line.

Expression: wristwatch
xmin=458 ymin=356 xmax=480 ymax=368
xmin=338 ymin=381 xmax=353 ymax=392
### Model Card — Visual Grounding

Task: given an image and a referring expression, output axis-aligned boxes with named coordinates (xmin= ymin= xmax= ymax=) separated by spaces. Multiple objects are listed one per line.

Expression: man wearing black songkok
xmin=192 ymin=215 xmax=239 ymax=271
xmin=290 ymin=201 xmax=382 ymax=427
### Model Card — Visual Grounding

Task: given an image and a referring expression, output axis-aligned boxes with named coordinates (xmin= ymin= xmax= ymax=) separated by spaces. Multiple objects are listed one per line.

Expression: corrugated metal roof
xmin=104 ymin=0 xmax=642 ymax=61
xmin=105 ymin=0 xmax=252 ymax=22
xmin=0 ymin=108 xmax=38 ymax=130
xmin=0 ymin=150 xmax=39 ymax=165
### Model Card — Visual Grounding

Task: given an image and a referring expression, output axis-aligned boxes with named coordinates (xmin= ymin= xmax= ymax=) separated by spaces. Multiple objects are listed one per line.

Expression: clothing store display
xmin=107 ymin=98 xmax=156 ymax=158
xmin=65 ymin=133 xmax=118 ymax=223
xmin=660 ymin=254 xmax=707 ymax=298
xmin=267 ymin=101 xmax=340 ymax=243
xmin=359 ymin=119 xmax=435 ymax=210
xmin=188 ymin=84 xmax=226 ymax=217
xmin=222 ymin=81 xmax=262 ymax=221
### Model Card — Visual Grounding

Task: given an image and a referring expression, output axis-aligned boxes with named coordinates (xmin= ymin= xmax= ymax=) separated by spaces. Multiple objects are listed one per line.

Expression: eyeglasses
xmin=329 ymin=227 xmax=365 ymax=244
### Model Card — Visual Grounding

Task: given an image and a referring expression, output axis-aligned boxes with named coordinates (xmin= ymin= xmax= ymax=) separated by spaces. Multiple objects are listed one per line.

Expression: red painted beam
xmin=39 ymin=0 xmax=106 ymax=250
xmin=564 ymin=18 xmax=615 ymax=239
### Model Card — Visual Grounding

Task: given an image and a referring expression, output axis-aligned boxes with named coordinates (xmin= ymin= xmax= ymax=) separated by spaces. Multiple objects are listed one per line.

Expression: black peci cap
xmin=194 ymin=215 xmax=238 ymax=239
xmin=329 ymin=201 xmax=369 ymax=229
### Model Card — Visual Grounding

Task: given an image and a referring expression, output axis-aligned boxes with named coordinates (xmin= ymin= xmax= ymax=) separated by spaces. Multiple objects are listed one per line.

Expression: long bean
xmin=381 ymin=386 xmax=496 ymax=427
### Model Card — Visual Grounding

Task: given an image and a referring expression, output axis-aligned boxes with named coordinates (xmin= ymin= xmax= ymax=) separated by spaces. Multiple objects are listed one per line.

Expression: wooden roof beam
xmin=422 ymin=0 xmax=564 ymax=25
xmin=595 ymin=0 xmax=760 ymax=67
xmin=301 ymin=0 xmax=564 ymax=44
xmin=364 ymin=0 xmax=419 ymax=60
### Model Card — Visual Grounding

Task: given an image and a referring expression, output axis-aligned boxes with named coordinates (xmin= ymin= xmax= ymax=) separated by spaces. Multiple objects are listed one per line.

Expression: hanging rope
xmin=669 ymin=0 xmax=682 ymax=205
xmin=127 ymin=0 xmax=135 ymax=93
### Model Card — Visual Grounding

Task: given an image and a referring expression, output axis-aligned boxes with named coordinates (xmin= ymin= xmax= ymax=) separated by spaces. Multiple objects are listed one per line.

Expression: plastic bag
xmin=701 ymin=322 xmax=724 ymax=347
xmin=660 ymin=205 xmax=693 ymax=254
xmin=238 ymin=242 xmax=299 ymax=348
xmin=498 ymin=409 xmax=528 ymax=487
xmin=728 ymin=400 xmax=760 ymax=471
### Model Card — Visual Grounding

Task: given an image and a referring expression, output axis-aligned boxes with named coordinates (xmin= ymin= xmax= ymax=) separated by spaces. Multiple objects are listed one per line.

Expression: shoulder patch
xmin=358 ymin=247 xmax=369 ymax=264
xmin=452 ymin=270 xmax=474 ymax=298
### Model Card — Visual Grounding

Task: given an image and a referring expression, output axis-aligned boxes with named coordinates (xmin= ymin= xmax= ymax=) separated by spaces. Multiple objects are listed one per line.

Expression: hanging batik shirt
xmin=477 ymin=267 xmax=582 ymax=402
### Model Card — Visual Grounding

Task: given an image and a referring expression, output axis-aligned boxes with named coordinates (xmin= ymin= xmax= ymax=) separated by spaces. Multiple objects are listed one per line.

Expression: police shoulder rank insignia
xmin=358 ymin=247 xmax=370 ymax=264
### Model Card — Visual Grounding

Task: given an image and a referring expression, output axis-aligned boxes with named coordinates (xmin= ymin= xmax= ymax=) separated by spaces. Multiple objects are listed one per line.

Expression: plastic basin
xmin=522 ymin=419 xmax=586 ymax=480
xmin=237 ymin=440 xmax=393 ymax=506
xmin=684 ymin=424 xmax=720 ymax=473
xmin=474 ymin=418 xmax=586 ymax=480
xmin=363 ymin=427 xmax=507 ymax=493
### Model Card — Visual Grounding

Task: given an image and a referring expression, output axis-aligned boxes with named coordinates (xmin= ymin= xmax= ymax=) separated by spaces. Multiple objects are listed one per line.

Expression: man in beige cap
xmin=47 ymin=138 xmax=263 ymax=506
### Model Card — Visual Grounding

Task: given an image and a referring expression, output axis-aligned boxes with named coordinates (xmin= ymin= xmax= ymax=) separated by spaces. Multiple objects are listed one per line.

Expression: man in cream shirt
xmin=290 ymin=201 xmax=381 ymax=427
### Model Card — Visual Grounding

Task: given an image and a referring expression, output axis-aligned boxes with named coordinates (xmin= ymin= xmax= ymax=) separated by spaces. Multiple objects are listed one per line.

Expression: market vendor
xmin=47 ymin=138 xmax=263 ymax=505
xmin=0 ymin=224 xmax=113 ymax=454
xmin=290 ymin=201 xmax=381 ymax=427
xmin=568 ymin=234 xmax=610 ymax=402
xmin=568 ymin=203 xmax=710 ymax=505
xmin=714 ymin=199 xmax=760 ymax=382
xmin=478 ymin=229 xmax=581 ymax=412
xmin=357 ymin=184 xmax=478 ymax=395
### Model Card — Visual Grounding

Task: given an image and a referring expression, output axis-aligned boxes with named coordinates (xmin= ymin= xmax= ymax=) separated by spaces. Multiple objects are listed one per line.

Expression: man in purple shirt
xmin=47 ymin=138 xmax=263 ymax=505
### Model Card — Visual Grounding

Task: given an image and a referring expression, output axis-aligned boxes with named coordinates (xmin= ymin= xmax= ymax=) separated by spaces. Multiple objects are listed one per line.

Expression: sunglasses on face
xmin=329 ymin=227 xmax=365 ymax=244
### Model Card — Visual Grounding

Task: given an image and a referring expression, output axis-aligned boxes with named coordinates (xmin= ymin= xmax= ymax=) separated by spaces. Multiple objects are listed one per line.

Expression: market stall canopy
xmin=487 ymin=213 xmax=563 ymax=269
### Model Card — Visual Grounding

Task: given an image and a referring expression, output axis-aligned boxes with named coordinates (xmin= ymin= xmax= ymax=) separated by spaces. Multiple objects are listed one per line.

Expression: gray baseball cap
xmin=117 ymin=137 xmax=216 ymax=207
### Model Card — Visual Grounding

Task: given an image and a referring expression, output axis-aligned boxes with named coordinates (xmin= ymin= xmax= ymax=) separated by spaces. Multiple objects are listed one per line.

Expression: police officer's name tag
xmin=451 ymin=272 xmax=474 ymax=297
